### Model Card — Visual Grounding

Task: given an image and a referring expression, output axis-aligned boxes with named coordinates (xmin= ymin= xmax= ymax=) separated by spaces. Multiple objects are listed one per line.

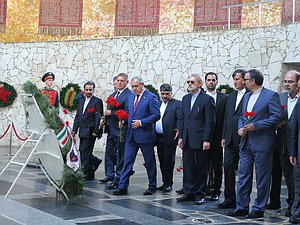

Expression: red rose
xmin=244 ymin=111 xmax=256 ymax=117
xmin=281 ymin=104 xmax=287 ymax=109
xmin=105 ymin=96 xmax=120 ymax=108
xmin=115 ymin=109 xmax=129 ymax=121
xmin=88 ymin=107 xmax=95 ymax=113
xmin=65 ymin=121 xmax=70 ymax=127
xmin=63 ymin=109 xmax=68 ymax=114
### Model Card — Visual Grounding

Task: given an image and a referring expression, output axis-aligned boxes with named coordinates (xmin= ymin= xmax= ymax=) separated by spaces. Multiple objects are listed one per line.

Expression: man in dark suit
xmin=100 ymin=73 xmax=134 ymax=188
xmin=289 ymin=95 xmax=300 ymax=224
xmin=228 ymin=69 xmax=282 ymax=219
xmin=72 ymin=81 xmax=103 ymax=180
xmin=177 ymin=74 xmax=215 ymax=205
xmin=267 ymin=70 xmax=300 ymax=215
xmin=155 ymin=83 xmax=183 ymax=192
xmin=100 ymin=76 xmax=119 ymax=184
xmin=113 ymin=76 xmax=160 ymax=196
xmin=218 ymin=69 xmax=247 ymax=208
xmin=205 ymin=72 xmax=227 ymax=201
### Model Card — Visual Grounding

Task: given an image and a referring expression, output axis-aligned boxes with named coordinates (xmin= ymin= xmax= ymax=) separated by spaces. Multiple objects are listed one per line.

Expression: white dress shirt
xmin=206 ymin=90 xmax=217 ymax=104
xmin=246 ymin=87 xmax=262 ymax=112
xmin=191 ymin=90 xmax=201 ymax=110
xmin=155 ymin=101 xmax=168 ymax=134
xmin=287 ymin=93 xmax=299 ymax=119
xmin=82 ymin=95 xmax=93 ymax=114
xmin=235 ymin=88 xmax=246 ymax=110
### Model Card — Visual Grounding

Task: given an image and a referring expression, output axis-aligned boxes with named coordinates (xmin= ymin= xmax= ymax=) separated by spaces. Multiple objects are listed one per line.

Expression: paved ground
xmin=0 ymin=146 xmax=293 ymax=225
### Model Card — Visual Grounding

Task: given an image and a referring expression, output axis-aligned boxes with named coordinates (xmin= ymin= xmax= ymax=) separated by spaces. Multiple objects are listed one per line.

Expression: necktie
xmin=115 ymin=91 xmax=120 ymax=98
xmin=134 ymin=95 xmax=140 ymax=111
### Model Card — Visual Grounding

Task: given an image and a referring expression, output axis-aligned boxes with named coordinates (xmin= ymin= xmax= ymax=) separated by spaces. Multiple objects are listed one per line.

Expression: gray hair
xmin=190 ymin=74 xmax=203 ymax=83
xmin=131 ymin=76 xmax=144 ymax=84
xmin=286 ymin=70 xmax=300 ymax=81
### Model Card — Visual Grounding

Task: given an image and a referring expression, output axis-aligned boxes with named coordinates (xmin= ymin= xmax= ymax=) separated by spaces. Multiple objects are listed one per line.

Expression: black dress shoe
xmin=99 ymin=177 xmax=113 ymax=183
xmin=210 ymin=194 xmax=219 ymax=201
xmin=93 ymin=158 xmax=102 ymax=172
xmin=285 ymin=210 xmax=291 ymax=217
xmin=157 ymin=185 xmax=164 ymax=191
xmin=129 ymin=170 xmax=135 ymax=176
xmin=164 ymin=186 xmax=172 ymax=192
xmin=245 ymin=210 xmax=264 ymax=219
xmin=143 ymin=188 xmax=156 ymax=195
xmin=266 ymin=202 xmax=281 ymax=210
xmin=217 ymin=201 xmax=236 ymax=209
xmin=176 ymin=188 xmax=184 ymax=194
xmin=113 ymin=188 xmax=127 ymax=196
xmin=194 ymin=197 xmax=206 ymax=205
xmin=289 ymin=216 xmax=300 ymax=224
xmin=107 ymin=183 xmax=118 ymax=190
xmin=176 ymin=195 xmax=195 ymax=202
xmin=227 ymin=209 xmax=249 ymax=217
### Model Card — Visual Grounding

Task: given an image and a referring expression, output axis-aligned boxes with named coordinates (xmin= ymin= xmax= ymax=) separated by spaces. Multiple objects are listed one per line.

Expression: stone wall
xmin=0 ymin=23 xmax=299 ymax=148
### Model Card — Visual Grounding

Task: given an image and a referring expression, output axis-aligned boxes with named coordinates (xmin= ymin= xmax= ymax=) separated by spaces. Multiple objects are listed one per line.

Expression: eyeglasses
xmin=282 ymin=80 xmax=296 ymax=84
xmin=85 ymin=89 xmax=93 ymax=91
xmin=131 ymin=85 xmax=139 ymax=88
xmin=244 ymin=79 xmax=251 ymax=81
xmin=186 ymin=80 xmax=195 ymax=84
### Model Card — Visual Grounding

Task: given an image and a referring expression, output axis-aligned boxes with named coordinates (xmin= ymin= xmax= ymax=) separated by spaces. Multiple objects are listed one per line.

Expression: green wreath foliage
xmin=217 ymin=84 xmax=235 ymax=94
xmin=23 ymin=81 xmax=83 ymax=200
xmin=0 ymin=82 xmax=17 ymax=108
xmin=145 ymin=84 xmax=160 ymax=100
xmin=60 ymin=83 xmax=82 ymax=111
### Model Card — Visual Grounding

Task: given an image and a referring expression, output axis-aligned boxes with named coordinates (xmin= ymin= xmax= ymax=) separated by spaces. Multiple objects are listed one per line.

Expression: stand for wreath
xmin=0 ymin=94 xmax=69 ymax=200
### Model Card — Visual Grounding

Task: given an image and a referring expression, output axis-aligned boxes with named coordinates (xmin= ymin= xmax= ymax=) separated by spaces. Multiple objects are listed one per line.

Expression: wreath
xmin=217 ymin=84 xmax=234 ymax=94
xmin=0 ymin=82 xmax=17 ymax=108
xmin=23 ymin=81 xmax=83 ymax=200
xmin=60 ymin=83 xmax=82 ymax=111
xmin=145 ymin=84 xmax=160 ymax=99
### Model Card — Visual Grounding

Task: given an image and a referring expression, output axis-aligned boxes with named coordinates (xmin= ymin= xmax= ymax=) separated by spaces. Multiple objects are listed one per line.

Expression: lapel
xmin=162 ymin=99 xmax=172 ymax=119
xmin=189 ymin=92 xmax=201 ymax=117
xmin=232 ymin=91 xmax=239 ymax=114
xmin=252 ymin=87 xmax=266 ymax=113
xmin=133 ymin=90 xmax=146 ymax=114
xmin=281 ymin=92 xmax=288 ymax=119
xmin=83 ymin=96 xmax=94 ymax=115
xmin=289 ymin=94 xmax=300 ymax=121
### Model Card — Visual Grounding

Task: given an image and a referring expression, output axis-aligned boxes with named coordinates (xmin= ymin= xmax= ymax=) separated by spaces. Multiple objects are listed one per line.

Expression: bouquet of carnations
xmin=115 ymin=109 xmax=129 ymax=142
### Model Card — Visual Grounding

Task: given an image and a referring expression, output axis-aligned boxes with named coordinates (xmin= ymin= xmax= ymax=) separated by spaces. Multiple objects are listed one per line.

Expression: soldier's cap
xmin=42 ymin=72 xmax=55 ymax=82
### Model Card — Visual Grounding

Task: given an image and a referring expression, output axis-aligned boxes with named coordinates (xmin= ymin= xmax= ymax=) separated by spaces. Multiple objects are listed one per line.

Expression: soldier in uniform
xmin=41 ymin=72 xmax=59 ymax=114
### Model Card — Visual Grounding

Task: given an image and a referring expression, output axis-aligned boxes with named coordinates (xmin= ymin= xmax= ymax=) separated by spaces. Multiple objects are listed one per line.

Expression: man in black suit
xmin=218 ymin=69 xmax=247 ymax=208
xmin=289 ymin=96 xmax=300 ymax=224
xmin=100 ymin=76 xmax=119 ymax=183
xmin=155 ymin=83 xmax=183 ymax=192
xmin=267 ymin=70 xmax=300 ymax=215
xmin=72 ymin=81 xmax=103 ymax=180
xmin=101 ymin=73 xmax=134 ymax=188
xmin=177 ymin=74 xmax=215 ymax=205
xmin=205 ymin=72 xmax=227 ymax=201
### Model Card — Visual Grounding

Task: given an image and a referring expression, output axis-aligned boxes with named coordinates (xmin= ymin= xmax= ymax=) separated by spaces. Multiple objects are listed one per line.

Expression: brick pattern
xmin=115 ymin=0 xmax=160 ymax=36
xmin=38 ymin=0 xmax=83 ymax=35
xmin=0 ymin=0 xmax=7 ymax=33
xmin=194 ymin=0 xmax=242 ymax=31
xmin=282 ymin=0 xmax=300 ymax=24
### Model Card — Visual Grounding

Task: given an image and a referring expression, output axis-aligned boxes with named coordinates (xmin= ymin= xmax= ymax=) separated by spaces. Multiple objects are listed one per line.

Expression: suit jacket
xmin=238 ymin=87 xmax=282 ymax=152
xmin=212 ymin=92 xmax=227 ymax=143
xmin=158 ymin=98 xmax=183 ymax=146
xmin=73 ymin=95 xmax=103 ymax=139
xmin=126 ymin=90 xmax=160 ymax=144
xmin=106 ymin=88 xmax=133 ymax=136
xmin=222 ymin=90 xmax=245 ymax=147
xmin=290 ymin=102 xmax=300 ymax=160
xmin=276 ymin=92 xmax=300 ymax=153
xmin=179 ymin=91 xmax=216 ymax=149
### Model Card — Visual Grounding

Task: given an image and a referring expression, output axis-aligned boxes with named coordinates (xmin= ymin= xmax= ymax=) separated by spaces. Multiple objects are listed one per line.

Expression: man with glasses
xmin=113 ymin=77 xmax=160 ymax=196
xmin=228 ymin=69 xmax=282 ymax=219
xmin=177 ymin=74 xmax=215 ymax=205
xmin=72 ymin=81 xmax=103 ymax=180
xmin=267 ymin=70 xmax=300 ymax=216
xmin=155 ymin=83 xmax=183 ymax=192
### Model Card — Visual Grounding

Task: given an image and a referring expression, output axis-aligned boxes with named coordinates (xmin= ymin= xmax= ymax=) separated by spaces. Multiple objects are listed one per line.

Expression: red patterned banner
xmin=38 ymin=0 xmax=83 ymax=35
xmin=194 ymin=0 xmax=242 ymax=31
xmin=0 ymin=0 xmax=7 ymax=33
xmin=115 ymin=0 xmax=160 ymax=36
xmin=282 ymin=0 xmax=300 ymax=24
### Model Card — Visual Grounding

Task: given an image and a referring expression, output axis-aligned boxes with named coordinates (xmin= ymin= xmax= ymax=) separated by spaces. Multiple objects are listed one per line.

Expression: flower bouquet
xmin=115 ymin=109 xmax=129 ymax=142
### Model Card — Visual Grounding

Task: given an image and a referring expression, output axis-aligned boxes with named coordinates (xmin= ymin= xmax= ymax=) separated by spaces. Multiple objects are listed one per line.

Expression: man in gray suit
xmin=267 ymin=70 xmax=300 ymax=215
xmin=228 ymin=69 xmax=282 ymax=219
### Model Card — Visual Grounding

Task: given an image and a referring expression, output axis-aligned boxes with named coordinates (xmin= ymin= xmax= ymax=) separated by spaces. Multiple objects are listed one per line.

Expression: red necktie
xmin=134 ymin=95 xmax=140 ymax=111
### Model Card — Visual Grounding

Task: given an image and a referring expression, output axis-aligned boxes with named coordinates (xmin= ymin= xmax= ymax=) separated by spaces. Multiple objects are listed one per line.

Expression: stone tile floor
xmin=0 ymin=147 xmax=294 ymax=225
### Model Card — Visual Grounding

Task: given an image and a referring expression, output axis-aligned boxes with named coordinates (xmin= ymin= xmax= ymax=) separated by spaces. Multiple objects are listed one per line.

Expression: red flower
xmin=63 ymin=109 xmax=68 ymax=114
xmin=115 ymin=110 xmax=129 ymax=121
xmin=176 ymin=167 xmax=184 ymax=172
xmin=105 ymin=96 xmax=120 ymax=108
xmin=81 ymin=90 xmax=85 ymax=95
xmin=244 ymin=111 xmax=256 ymax=117
xmin=65 ymin=121 xmax=70 ymax=127
xmin=281 ymin=104 xmax=287 ymax=109
xmin=88 ymin=107 xmax=95 ymax=113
